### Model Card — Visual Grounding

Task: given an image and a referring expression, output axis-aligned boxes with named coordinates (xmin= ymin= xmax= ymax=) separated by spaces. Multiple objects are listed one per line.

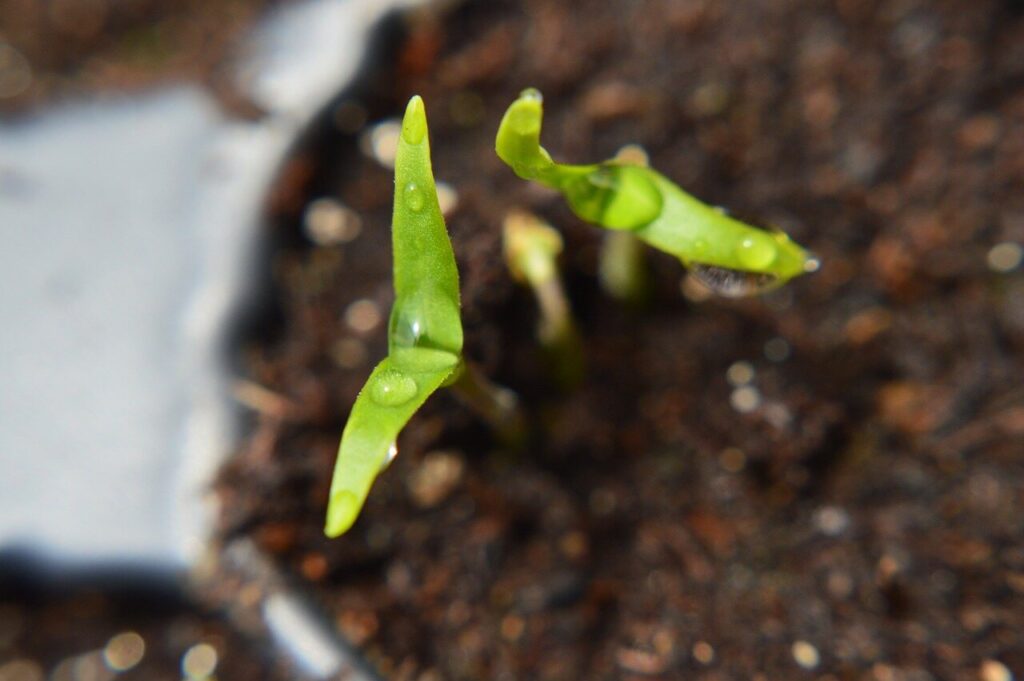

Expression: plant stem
xmin=599 ymin=229 xmax=650 ymax=304
xmin=503 ymin=210 xmax=584 ymax=388
xmin=449 ymin=361 xmax=527 ymax=447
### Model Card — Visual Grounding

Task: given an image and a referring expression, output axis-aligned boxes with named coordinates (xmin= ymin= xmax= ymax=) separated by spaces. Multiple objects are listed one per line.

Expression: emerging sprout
xmin=326 ymin=96 xmax=520 ymax=537
xmin=503 ymin=210 xmax=583 ymax=387
xmin=598 ymin=145 xmax=653 ymax=303
xmin=495 ymin=88 xmax=818 ymax=296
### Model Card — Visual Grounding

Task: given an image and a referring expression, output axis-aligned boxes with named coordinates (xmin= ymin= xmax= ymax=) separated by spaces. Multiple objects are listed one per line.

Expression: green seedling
xmin=496 ymin=88 xmax=818 ymax=296
xmin=326 ymin=96 xmax=520 ymax=538
xmin=503 ymin=210 xmax=583 ymax=387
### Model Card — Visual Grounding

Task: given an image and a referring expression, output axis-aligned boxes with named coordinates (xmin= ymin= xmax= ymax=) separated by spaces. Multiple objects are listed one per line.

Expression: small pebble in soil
xmin=957 ymin=114 xmax=1000 ymax=151
xmin=345 ymin=299 xmax=382 ymax=333
xmin=690 ymin=81 xmax=731 ymax=117
xmin=827 ymin=571 xmax=855 ymax=599
xmin=762 ymin=401 xmax=793 ymax=429
xmin=692 ymin=641 xmax=715 ymax=665
xmin=979 ymin=659 xmax=1013 ymax=681
xmin=719 ymin=447 xmax=747 ymax=473
xmin=407 ymin=450 xmax=465 ymax=508
xmin=303 ymin=197 xmax=363 ymax=246
xmin=987 ymin=242 xmax=1022 ymax=273
xmin=559 ymin=530 xmax=588 ymax=560
xmin=0 ymin=659 xmax=43 ymax=681
xmin=615 ymin=647 xmax=667 ymax=675
xmin=330 ymin=337 xmax=368 ymax=368
xmin=181 ymin=642 xmax=218 ymax=680
xmin=814 ymin=506 xmax=851 ymax=537
xmin=102 ymin=631 xmax=145 ymax=672
xmin=435 ymin=181 xmax=458 ymax=215
xmin=65 ymin=652 xmax=108 ymax=681
xmin=791 ymin=640 xmax=820 ymax=670
xmin=730 ymin=385 xmax=762 ymax=413
xmin=680 ymin=273 xmax=714 ymax=302
xmin=360 ymin=119 xmax=401 ymax=168
xmin=726 ymin=360 xmax=755 ymax=386
xmin=300 ymin=552 xmax=329 ymax=581
xmin=500 ymin=615 xmax=525 ymax=642
xmin=844 ymin=307 xmax=893 ymax=345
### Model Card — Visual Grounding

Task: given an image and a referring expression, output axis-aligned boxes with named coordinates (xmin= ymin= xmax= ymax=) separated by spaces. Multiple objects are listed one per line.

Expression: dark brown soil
xmin=217 ymin=0 xmax=1024 ymax=679
xmin=0 ymin=0 xmax=290 ymax=117
xmin=0 ymin=566 xmax=291 ymax=680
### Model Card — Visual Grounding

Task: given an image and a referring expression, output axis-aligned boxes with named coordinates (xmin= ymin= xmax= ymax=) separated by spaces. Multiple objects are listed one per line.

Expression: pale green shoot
xmin=503 ymin=210 xmax=583 ymax=387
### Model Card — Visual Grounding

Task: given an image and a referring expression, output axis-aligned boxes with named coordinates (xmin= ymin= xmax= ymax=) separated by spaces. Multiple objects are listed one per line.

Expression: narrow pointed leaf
xmin=326 ymin=96 xmax=464 ymax=537
xmin=497 ymin=88 xmax=817 ymax=290
xmin=325 ymin=351 xmax=459 ymax=537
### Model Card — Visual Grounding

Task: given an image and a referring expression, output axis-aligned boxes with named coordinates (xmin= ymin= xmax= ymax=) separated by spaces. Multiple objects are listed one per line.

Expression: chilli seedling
xmin=325 ymin=96 xmax=519 ymax=537
xmin=495 ymin=88 xmax=818 ymax=296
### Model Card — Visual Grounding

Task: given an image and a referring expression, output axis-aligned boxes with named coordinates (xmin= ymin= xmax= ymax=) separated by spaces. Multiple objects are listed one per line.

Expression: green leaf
xmin=496 ymin=88 xmax=818 ymax=293
xmin=326 ymin=96 xmax=463 ymax=537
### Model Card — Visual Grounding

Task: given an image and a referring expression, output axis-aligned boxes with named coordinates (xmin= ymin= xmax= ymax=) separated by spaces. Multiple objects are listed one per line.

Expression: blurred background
xmin=1 ymin=0 xmax=415 ymax=679
xmin=2 ymin=1 xmax=1023 ymax=680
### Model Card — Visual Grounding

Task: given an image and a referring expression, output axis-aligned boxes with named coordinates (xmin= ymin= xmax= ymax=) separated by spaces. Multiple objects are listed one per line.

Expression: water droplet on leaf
xmin=690 ymin=264 xmax=778 ymax=298
xmin=404 ymin=182 xmax=425 ymax=212
xmin=388 ymin=293 xmax=461 ymax=355
xmin=520 ymin=88 xmax=543 ymax=103
xmin=379 ymin=442 xmax=399 ymax=471
xmin=390 ymin=304 xmax=425 ymax=348
xmin=370 ymin=370 xmax=418 ymax=406
xmin=737 ymin=237 xmax=776 ymax=269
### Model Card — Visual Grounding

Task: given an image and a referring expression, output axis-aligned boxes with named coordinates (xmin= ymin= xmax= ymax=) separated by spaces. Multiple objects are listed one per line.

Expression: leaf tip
xmin=505 ymin=90 xmax=543 ymax=137
xmin=324 ymin=489 xmax=361 ymax=538
xmin=402 ymin=95 xmax=427 ymax=145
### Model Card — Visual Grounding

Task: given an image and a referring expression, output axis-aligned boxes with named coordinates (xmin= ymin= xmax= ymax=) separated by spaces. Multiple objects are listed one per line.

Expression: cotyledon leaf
xmin=496 ymin=88 xmax=818 ymax=294
xmin=326 ymin=96 xmax=463 ymax=538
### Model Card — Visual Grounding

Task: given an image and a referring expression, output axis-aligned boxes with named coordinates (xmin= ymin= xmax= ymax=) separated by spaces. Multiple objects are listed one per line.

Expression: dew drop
xmin=390 ymin=304 xmax=425 ymax=348
xmin=404 ymin=182 xmax=426 ymax=212
xmin=379 ymin=442 xmax=399 ymax=472
xmin=520 ymin=88 xmax=543 ymax=103
xmin=370 ymin=370 xmax=418 ymax=406
xmin=803 ymin=255 xmax=822 ymax=272
xmin=690 ymin=264 xmax=778 ymax=298
xmin=737 ymin=237 xmax=776 ymax=270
